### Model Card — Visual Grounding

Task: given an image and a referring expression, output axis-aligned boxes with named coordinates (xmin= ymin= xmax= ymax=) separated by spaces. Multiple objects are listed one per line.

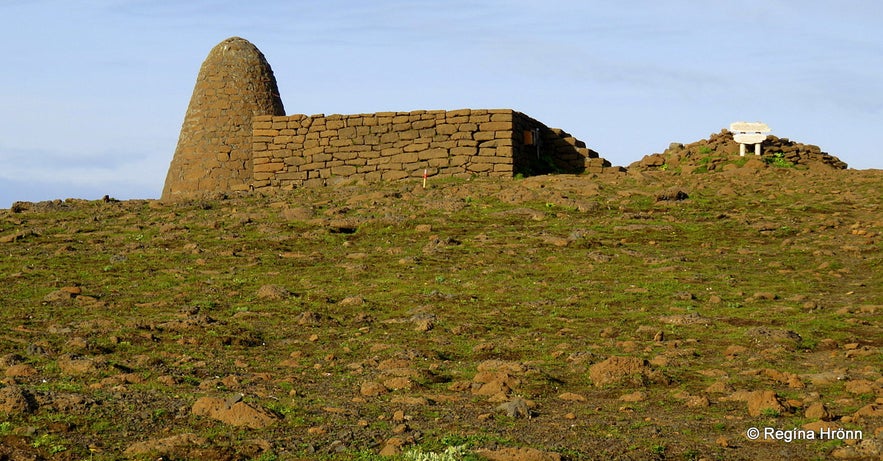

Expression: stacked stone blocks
xmin=162 ymin=37 xmax=285 ymax=200
xmin=251 ymin=109 xmax=601 ymax=190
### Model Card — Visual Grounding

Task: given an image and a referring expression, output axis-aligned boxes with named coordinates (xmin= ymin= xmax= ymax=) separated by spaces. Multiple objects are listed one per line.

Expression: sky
xmin=1 ymin=0 xmax=881 ymax=207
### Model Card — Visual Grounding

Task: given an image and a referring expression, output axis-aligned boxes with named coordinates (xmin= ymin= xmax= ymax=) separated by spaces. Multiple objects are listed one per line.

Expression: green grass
xmin=0 ymin=172 xmax=880 ymax=460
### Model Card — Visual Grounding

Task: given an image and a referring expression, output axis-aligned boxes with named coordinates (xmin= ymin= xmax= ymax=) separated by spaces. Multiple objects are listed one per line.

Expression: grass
xmin=0 ymin=171 xmax=880 ymax=460
xmin=765 ymin=152 xmax=795 ymax=168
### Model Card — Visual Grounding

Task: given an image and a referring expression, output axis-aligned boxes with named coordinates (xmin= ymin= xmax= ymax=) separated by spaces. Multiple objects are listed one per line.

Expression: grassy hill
xmin=1 ymin=167 xmax=881 ymax=460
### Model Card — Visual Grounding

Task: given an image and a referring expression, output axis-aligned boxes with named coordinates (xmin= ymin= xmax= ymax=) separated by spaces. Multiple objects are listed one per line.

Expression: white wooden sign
xmin=729 ymin=121 xmax=770 ymax=156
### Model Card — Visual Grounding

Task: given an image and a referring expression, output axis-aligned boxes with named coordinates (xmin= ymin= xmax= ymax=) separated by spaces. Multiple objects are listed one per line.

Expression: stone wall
xmin=250 ymin=109 xmax=609 ymax=190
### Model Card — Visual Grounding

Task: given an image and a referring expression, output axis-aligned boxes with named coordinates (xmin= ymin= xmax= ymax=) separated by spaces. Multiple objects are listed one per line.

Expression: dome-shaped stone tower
xmin=161 ymin=37 xmax=285 ymax=200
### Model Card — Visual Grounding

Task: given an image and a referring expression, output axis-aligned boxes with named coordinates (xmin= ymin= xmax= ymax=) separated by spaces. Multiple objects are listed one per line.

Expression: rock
xmin=390 ymin=396 xmax=430 ymax=406
xmin=360 ymin=381 xmax=388 ymax=397
xmin=472 ymin=361 xmax=526 ymax=397
xmin=281 ymin=207 xmax=314 ymax=221
xmin=715 ymin=436 xmax=733 ymax=448
xmin=801 ymin=420 xmax=841 ymax=433
xmin=57 ymin=354 xmax=103 ymax=376
xmin=752 ymin=292 xmax=778 ymax=301
xmin=473 ymin=377 xmax=513 ymax=397
xmin=724 ymin=345 xmax=748 ymax=358
xmin=589 ymin=356 xmax=652 ymax=387
xmin=379 ymin=436 xmax=408 ymax=456
xmin=844 ymin=379 xmax=877 ymax=395
xmin=558 ymin=392 xmax=586 ymax=402
xmin=50 ymin=393 xmax=95 ymax=412
xmin=339 ymin=295 xmax=365 ymax=306
xmin=123 ymin=433 xmax=207 ymax=458
xmin=0 ymin=386 xmax=36 ymax=414
xmin=255 ymin=284 xmax=291 ymax=300
xmin=853 ymin=403 xmax=883 ymax=419
xmin=42 ymin=289 xmax=75 ymax=304
xmin=705 ymin=381 xmax=734 ymax=394
xmin=412 ymin=318 xmax=434 ymax=332
xmin=297 ymin=311 xmax=329 ymax=326
xmin=831 ymin=432 xmax=883 ymax=459
xmin=684 ymin=395 xmax=710 ymax=408
xmin=656 ymin=188 xmax=689 ymax=201
xmin=191 ymin=396 xmax=279 ymax=429
xmin=383 ymin=377 xmax=413 ymax=391
xmin=619 ymin=391 xmax=646 ymax=402
xmin=746 ymin=390 xmax=789 ymax=417
xmin=805 ymin=402 xmax=833 ymax=421
xmin=497 ymin=397 xmax=532 ymax=419
xmin=631 ymin=130 xmax=847 ymax=172
xmin=4 ymin=363 xmax=37 ymax=378
xmin=475 ymin=447 xmax=562 ymax=461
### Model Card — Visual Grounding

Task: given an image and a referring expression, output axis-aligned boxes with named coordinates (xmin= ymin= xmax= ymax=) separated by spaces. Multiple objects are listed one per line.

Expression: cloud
xmin=0 ymin=145 xmax=165 ymax=198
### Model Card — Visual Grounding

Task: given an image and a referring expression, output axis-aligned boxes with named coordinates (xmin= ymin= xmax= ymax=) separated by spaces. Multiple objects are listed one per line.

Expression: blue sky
xmin=1 ymin=0 xmax=881 ymax=207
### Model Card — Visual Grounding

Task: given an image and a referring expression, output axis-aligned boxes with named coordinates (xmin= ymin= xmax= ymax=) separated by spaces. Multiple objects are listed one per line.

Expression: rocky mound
xmin=630 ymin=129 xmax=848 ymax=173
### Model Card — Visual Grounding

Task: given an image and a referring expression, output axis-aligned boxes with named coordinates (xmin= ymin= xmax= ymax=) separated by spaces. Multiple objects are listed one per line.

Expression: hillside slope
xmin=1 ymin=168 xmax=881 ymax=460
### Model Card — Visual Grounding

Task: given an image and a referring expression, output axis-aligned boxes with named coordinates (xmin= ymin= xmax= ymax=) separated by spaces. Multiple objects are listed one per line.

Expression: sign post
xmin=729 ymin=122 xmax=770 ymax=156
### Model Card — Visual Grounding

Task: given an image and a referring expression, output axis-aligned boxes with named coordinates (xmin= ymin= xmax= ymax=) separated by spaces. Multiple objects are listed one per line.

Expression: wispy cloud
xmin=0 ymin=145 xmax=165 ymax=188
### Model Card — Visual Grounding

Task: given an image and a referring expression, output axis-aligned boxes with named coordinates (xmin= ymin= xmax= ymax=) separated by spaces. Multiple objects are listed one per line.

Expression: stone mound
xmin=630 ymin=129 xmax=848 ymax=172
xmin=162 ymin=37 xmax=285 ymax=200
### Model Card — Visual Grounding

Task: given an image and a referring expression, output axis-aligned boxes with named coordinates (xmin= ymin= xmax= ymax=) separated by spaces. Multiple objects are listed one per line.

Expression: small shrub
xmin=403 ymin=445 xmax=471 ymax=461
xmin=765 ymin=152 xmax=793 ymax=168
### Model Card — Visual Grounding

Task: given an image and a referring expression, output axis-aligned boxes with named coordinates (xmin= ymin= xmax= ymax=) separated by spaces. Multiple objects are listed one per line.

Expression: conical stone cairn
xmin=161 ymin=37 xmax=285 ymax=200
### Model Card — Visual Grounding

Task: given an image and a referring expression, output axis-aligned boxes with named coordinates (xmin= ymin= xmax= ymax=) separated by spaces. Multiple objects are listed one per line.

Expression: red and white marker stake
xmin=422 ymin=169 xmax=427 ymax=189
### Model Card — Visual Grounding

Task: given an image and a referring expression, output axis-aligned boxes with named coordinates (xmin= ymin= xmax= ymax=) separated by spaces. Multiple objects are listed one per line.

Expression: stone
xmin=57 ymin=354 xmax=103 ymax=376
xmin=42 ymin=289 xmax=75 ymax=303
xmin=684 ymin=395 xmax=710 ymax=408
xmin=656 ymin=189 xmax=689 ymax=201
xmin=619 ymin=391 xmax=646 ymax=402
xmin=360 ymin=381 xmax=387 ymax=397
xmin=558 ymin=392 xmax=586 ymax=402
xmin=383 ymin=377 xmax=413 ymax=391
xmin=4 ymin=363 xmax=37 ymax=378
xmin=589 ymin=356 xmax=652 ymax=387
xmin=705 ymin=381 xmax=734 ymax=394
xmin=746 ymin=390 xmax=789 ymax=417
xmin=255 ymin=284 xmax=291 ymax=301
xmin=497 ymin=397 xmax=532 ymax=419
xmin=805 ymin=402 xmax=833 ymax=421
xmin=191 ymin=396 xmax=279 ymax=429
xmin=853 ymin=403 xmax=883 ymax=419
xmin=162 ymin=37 xmax=285 ymax=200
xmin=475 ymin=447 xmax=562 ymax=461
xmin=801 ymin=420 xmax=841 ymax=434
xmin=844 ymin=379 xmax=877 ymax=395
xmin=0 ymin=386 xmax=36 ymax=414
xmin=379 ymin=436 xmax=408 ymax=456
